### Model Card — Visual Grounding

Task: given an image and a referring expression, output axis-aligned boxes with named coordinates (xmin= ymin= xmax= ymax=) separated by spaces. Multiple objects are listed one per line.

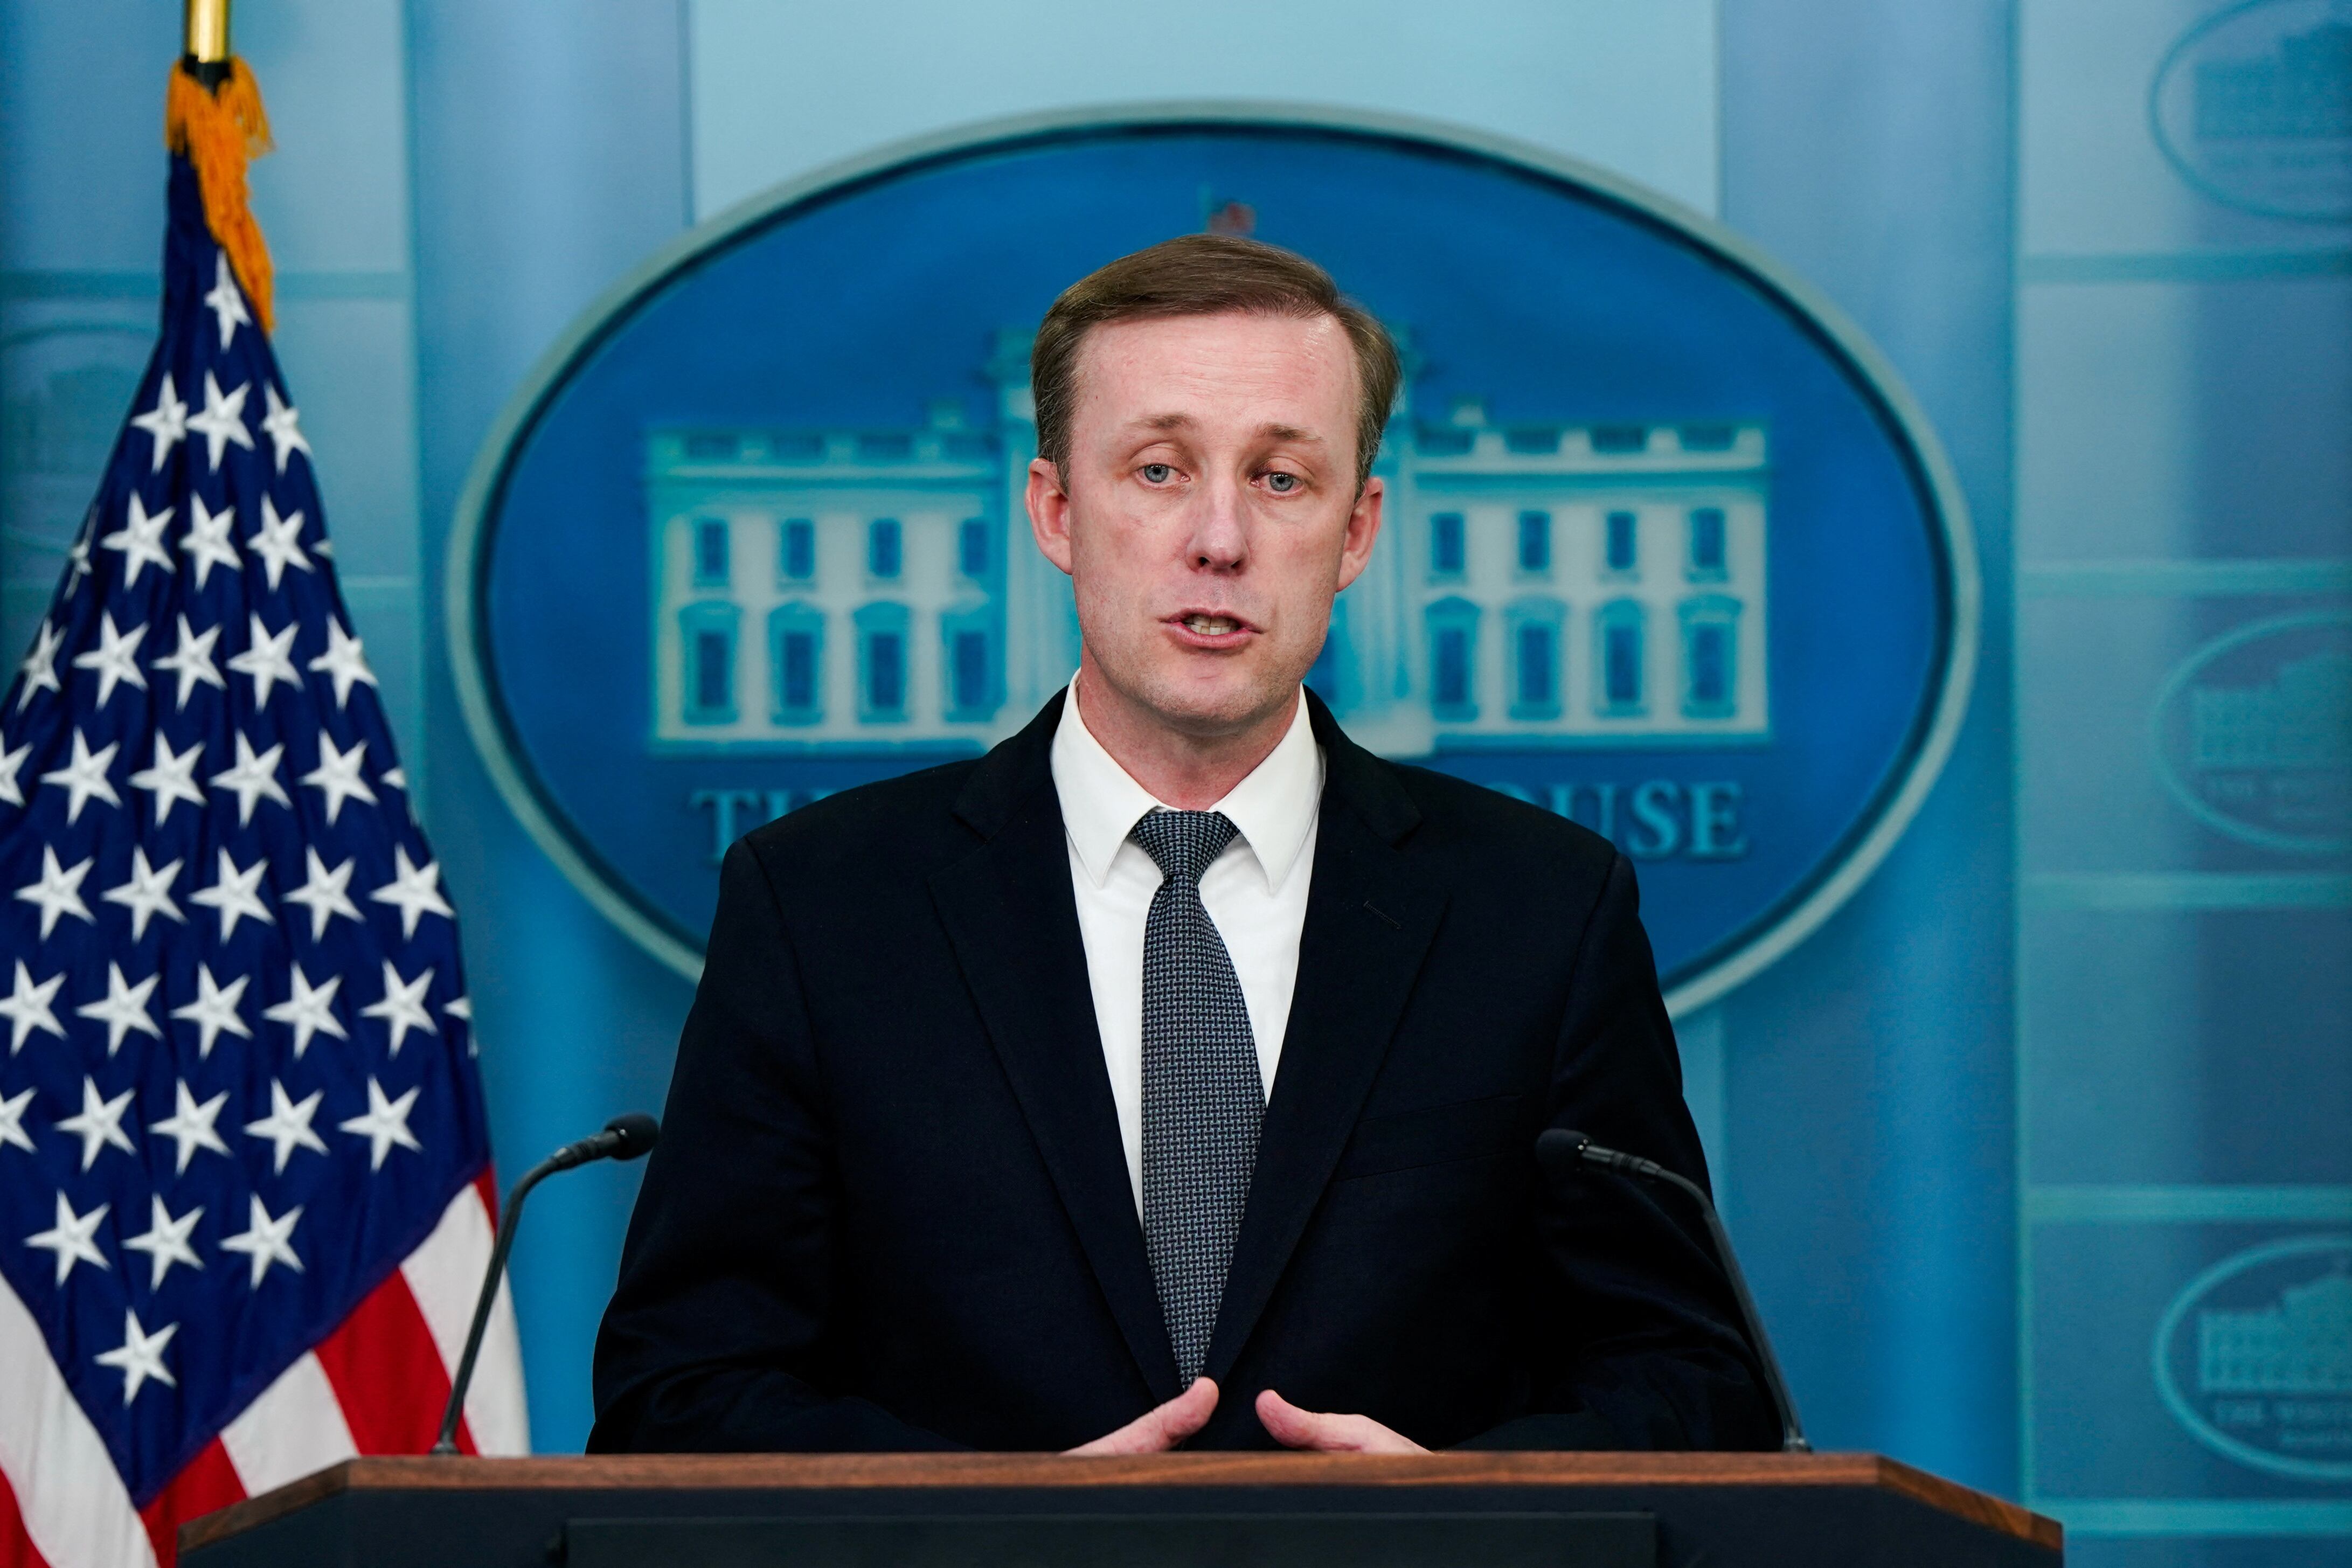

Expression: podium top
xmin=184 ymin=1450 xmax=2059 ymax=1557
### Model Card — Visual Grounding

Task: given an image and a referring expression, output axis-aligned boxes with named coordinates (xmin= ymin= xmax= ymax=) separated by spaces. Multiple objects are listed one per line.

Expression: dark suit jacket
xmin=590 ymin=690 xmax=1777 ymax=1452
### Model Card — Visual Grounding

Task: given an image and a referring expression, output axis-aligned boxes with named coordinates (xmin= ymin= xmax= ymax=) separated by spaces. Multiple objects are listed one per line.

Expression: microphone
xmin=1534 ymin=1127 xmax=1809 ymax=1453
xmin=431 ymin=1113 xmax=661 ymax=1455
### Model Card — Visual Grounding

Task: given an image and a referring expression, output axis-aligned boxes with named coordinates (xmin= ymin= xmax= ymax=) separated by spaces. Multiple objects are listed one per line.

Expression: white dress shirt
xmin=1050 ymin=677 xmax=1325 ymax=1212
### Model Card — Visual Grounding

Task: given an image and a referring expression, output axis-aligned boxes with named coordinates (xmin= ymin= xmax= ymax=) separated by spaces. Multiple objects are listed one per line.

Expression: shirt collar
xmin=1050 ymin=674 xmax=1323 ymax=895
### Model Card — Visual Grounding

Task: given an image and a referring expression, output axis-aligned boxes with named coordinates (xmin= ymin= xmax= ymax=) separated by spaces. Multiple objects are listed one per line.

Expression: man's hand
xmin=1064 ymin=1376 xmax=1220 ymax=1454
xmin=1255 ymin=1389 xmax=1427 ymax=1453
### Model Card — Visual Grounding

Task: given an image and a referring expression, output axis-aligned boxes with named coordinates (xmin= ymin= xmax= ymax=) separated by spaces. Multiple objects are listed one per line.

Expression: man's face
xmin=1026 ymin=310 xmax=1383 ymax=740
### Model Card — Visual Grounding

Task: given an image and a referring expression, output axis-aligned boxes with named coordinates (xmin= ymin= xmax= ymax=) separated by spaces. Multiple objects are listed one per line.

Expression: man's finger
xmin=1148 ymin=1376 xmax=1219 ymax=1446
xmin=1065 ymin=1376 xmax=1219 ymax=1455
xmin=1255 ymin=1388 xmax=1426 ymax=1453
xmin=1255 ymin=1387 xmax=1337 ymax=1448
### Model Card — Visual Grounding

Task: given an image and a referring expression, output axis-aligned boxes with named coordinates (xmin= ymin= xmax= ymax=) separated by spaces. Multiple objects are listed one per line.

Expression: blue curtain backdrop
xmin=4 ymin=4 xmax=2346 ymax=1562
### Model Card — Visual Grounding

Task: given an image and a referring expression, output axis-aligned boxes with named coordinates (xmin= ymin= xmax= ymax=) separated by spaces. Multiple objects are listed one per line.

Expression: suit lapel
xmin=1202 ymin=700 xmax=1445 ymax=1384
xmin=929 ymin=695 xmax=1181 ymax=1403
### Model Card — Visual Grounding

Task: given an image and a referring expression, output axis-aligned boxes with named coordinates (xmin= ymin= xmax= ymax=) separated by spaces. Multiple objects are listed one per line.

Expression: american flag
xmin=0 ymin=118 xmax=526 ymax=1568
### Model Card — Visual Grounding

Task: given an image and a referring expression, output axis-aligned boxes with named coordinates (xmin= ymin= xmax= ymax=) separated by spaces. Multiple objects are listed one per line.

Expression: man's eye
xmin=1265 ymin=471 xmax=1301 ymax=494
xmin=1140 ymin=463 xmax=1176 ymax=484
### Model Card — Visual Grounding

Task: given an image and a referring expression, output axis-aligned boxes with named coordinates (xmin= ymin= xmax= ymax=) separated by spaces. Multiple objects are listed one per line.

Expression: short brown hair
xmin=1030 ymin=234 xmax=1401 ymax=491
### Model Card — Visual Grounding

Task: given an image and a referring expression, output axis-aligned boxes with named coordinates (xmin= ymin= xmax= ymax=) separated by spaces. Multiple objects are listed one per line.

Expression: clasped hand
xmin=1063 ymin=1377 xmax=1426 ymax=1454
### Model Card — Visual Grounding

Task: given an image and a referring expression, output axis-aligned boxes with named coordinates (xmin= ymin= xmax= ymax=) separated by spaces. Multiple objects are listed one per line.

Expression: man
xmin=591 ymin=235 xmax=1777 ymax=1454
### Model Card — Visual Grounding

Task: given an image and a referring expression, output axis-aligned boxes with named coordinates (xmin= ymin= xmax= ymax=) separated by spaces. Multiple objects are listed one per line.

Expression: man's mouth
xmin=1180 ymin=613 xmax=1245 ymax=636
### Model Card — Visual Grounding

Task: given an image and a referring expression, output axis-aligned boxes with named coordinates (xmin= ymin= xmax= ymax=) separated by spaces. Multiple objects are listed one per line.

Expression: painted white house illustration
xmin=2199 ymin=1267 xmax=2352 ymax=1396
xmin=2193 ymin=20 xmax=2352 ymax=141
xmin=2192 ymin=651 xmax=2352 ymax=772
xmin=647 ymin=329 xmax=1769 ymax=754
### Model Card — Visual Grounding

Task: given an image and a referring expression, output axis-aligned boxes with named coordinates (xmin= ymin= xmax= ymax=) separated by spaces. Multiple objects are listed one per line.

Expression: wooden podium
xmin=180 ymin=1451 xmax=2060 ymax=1566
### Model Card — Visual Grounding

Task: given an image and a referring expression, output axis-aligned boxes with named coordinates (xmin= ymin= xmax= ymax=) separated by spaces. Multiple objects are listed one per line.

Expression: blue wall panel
xmin=2015 ymin=0 xmax=2352 ymax=1555
xmin=1718 ymin=0 xmax=2021 ymax=1497
xmin=404 ymin=0 xmax=695 ymax=1457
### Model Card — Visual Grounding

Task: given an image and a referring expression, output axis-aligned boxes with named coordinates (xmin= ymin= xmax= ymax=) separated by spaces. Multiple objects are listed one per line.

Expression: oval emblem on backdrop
xmin=2155 ymin=1235 xmax=2352 ymax=1482
xmin=2153 ymin=610 xmax=2352 ymax=852
xmin=448 ymin=107 xmax=1976 ymax=1010
xmin=2151 ymin=0 xmax=2352 ymax=223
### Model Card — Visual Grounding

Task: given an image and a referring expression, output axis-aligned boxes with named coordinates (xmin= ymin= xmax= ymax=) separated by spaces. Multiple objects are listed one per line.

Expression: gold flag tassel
xmin=165 ymin=41 xmax=276 ymax=334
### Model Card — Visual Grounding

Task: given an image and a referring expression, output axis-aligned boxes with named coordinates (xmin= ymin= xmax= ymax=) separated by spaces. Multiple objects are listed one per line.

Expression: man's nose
xmin=1187 ymin=476 xmax=1248 ymax=572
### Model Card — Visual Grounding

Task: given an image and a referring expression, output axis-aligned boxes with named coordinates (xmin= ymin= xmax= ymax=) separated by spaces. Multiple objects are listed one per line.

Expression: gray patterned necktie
xmin=1129 ymin=808 xmax=1265 ymax=1386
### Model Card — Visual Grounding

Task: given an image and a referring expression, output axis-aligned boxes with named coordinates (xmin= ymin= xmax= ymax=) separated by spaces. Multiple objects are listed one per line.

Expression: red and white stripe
xmin=0 ymin=1176 xmax=526 ymax=1568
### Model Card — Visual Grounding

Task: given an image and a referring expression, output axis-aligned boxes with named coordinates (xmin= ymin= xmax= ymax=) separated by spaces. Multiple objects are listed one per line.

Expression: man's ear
xmin=1334 ymin=474 xmax=1384 ymax=594
xmin=1026 ymin=456 xmax=1076 ymax=577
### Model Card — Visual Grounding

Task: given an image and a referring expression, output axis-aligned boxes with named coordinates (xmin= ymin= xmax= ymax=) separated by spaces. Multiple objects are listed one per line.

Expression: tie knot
xmin=1129 ymin=809 xmax=1239 ymax=885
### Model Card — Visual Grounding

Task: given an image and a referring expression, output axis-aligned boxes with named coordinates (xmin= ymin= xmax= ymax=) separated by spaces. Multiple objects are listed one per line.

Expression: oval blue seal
xmin=448 ymin=106 xmax=1978 ymax=1012
xmin=2154 ymin=1234 xmax=2352 ymax=1482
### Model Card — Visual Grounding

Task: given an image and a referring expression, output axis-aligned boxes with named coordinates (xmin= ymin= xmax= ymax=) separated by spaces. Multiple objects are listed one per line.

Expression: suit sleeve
xmin=588 ymin=838 xmax=960 ymax=1452
xmin=1458 ymin=850 xmax=1781 ymax=1453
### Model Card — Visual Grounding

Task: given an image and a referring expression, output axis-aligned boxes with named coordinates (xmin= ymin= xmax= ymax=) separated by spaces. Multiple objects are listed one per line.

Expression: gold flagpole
xmin=183 ymin=0 xmax=231 ymax=87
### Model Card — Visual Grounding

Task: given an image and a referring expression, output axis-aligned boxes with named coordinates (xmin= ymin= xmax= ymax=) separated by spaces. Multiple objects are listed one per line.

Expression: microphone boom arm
xmin=1537 ymin=1128 xmax=1810 ymax=1454
xmin=430 ymin=1157 xmax=555 ymax=1454
xmin=431 ymin=1113 xmax=659 ymax=1456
